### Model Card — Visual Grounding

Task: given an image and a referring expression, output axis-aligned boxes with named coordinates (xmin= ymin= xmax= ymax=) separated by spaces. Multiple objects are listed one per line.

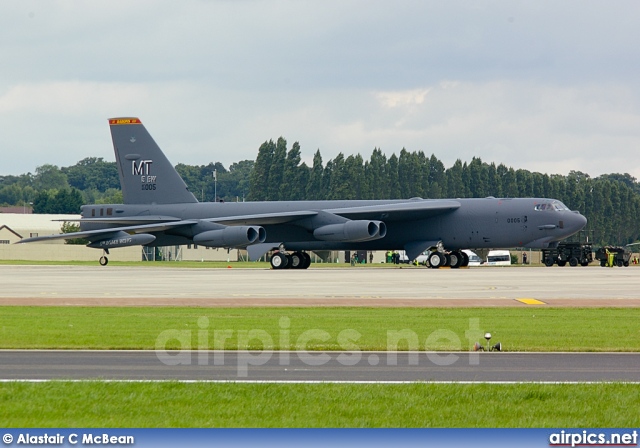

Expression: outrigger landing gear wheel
xmin=99 ymin=249 xmax=109 ymax=266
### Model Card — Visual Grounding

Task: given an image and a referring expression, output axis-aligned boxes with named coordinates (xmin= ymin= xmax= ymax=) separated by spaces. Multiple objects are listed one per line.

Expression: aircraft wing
xmin=16 ymin=220 xmax=198 ymax=244
xmin=206 ymin=210 xmax=318 ymax=226
xmin=208 ymin=201 xmax=460 ymax=226
xmin=50 ymin=216 xmax=182 ymax=225
xmin=325 ymin=200 xmax=461 ymax=221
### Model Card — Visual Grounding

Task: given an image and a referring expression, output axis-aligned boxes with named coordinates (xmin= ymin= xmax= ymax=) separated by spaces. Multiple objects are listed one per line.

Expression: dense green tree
xmin=428 ymin=154 xmax=446 ymax=198
xmin=248 ymin=140 xmax=275 ymax=201
xmin=32 ymin=188 xmax=83 ymax=214
xmin=306 ymin=150 xmax=325 ymax=200
xmin=63 ymin=157 xmax=119 ymax=192
xmin=367 ymin=148 xmax=388 ymax=199
xmin=387 ymin=154 xmax=400 ymax=199
xmin=221 ymin=160 xmax=253 ymax=202
xmin=33 ymin=164 xmax=69 ymax=191
xmin=280 ymin=142 xmax=302 ymax=201
xmin=267 ymin=137 xmax=287 ymax=201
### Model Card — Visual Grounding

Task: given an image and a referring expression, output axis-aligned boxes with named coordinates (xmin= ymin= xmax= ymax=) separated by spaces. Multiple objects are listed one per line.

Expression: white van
xmin=415 ymin=249 xmax=483 ymax=267
xmin=462 ymin=250 xmax=483 ymax=266
xmin=485 ymin=250 xmax=511 ymax=266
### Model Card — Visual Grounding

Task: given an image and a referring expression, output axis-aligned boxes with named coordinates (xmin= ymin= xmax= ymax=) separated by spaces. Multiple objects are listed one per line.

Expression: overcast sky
xmin=2 ymin=1 xmax=640 ymax=180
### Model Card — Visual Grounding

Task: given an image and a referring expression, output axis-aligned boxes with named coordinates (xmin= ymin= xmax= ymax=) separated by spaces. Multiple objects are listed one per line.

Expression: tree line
xmin=2 ymin=141 xmax=639 ymax=246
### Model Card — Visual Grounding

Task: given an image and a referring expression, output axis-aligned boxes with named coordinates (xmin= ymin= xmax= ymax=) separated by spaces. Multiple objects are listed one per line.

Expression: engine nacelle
xmin=193 ymin=226 xmax=266 ymax=248
xmin=313 ymin=220 xmax=387 ymax=242
xmin=87 ymin=231 xmax=156 ymax=249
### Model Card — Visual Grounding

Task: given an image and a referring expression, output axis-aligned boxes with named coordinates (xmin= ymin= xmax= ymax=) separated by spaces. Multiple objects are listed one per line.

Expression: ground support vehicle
xmin=594 ymin=246 xmax=631 ymax=267
xmin=542 ymin=242 xmax=593 ymax=267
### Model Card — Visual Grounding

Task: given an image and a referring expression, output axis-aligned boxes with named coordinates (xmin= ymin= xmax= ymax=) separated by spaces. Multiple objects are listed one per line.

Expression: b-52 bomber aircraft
xmin=19 ymin=117 xmax=587 ymax=269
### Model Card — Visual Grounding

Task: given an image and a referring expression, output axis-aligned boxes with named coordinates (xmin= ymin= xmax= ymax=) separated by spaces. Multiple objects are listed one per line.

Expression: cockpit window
xmin=535 ymin=201 xmax=569 ymax=211
xmin=552 ymin=200 xmax=569 ymax=211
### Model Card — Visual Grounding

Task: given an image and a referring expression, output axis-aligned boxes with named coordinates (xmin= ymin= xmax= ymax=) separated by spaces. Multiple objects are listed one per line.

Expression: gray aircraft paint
xmin=18 ymin=118 xmax=587 ymax=264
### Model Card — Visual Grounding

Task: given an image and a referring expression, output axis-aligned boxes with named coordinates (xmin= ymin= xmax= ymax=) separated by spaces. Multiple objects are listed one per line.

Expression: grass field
xmin=1 ymin=382 xmax=638 ymax=427
xmin=0 ymin=306 xmax=638 ymax=351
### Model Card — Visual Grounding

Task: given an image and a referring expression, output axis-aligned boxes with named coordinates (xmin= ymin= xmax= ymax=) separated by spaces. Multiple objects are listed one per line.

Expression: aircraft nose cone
xmin=566 ymin=211 xmax=587 ymax=232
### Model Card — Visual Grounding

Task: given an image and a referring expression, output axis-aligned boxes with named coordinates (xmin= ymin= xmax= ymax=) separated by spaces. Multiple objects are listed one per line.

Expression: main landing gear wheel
xmin=270 ymin=250 xmax=311 ymax=270
xmin=301 ymin=252 xmax=311 ymax=269
xmin=460 ymin=251 xmax=469 ymax=267
xmin=289 ymin=252 xmax=307 ymax=269
xmin=270 ymin=252 xmax=289 ymax=269
xmin=448 ymin=251 xmax=464 ymax=269
xmin=428 ymin=252 xmax=446 ymax=269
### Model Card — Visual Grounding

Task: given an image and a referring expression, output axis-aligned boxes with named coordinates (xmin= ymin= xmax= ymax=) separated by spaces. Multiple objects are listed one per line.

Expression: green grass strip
xmin=1 ymin=307 xmax=639 ymax=351
xmin=0 ymin=382 xmax=638 ymax=427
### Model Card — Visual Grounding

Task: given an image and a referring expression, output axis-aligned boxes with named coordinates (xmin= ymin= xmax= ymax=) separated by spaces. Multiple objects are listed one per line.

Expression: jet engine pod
xmin=193 ymin=226 xmax=266 ymax=248
xmin=87 ymin=231 xmax=156 ymax=249
xmin=313 ymin=220 xmax=386 ymax=242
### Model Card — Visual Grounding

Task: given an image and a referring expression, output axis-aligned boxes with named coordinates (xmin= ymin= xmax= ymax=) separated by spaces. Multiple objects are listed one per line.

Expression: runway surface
xmin=1 ymin=265 xmax=640 ymax=306
xmin=1 ymin=350 xmax=638 ymax=382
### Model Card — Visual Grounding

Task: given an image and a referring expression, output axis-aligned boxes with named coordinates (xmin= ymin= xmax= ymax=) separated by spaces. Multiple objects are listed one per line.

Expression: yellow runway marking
xmin=516 ymin=298 xmax=547 ymax=305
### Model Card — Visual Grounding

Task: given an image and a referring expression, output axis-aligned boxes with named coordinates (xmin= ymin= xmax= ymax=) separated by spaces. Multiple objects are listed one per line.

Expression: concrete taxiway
xmin=1 ymin=265 xmax=640 ymax=306
xmin=0 ymin=350 xmax=638 ymax=382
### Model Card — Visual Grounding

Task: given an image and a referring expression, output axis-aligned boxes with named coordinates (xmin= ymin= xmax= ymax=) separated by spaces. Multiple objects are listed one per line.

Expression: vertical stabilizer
xmin=109 ymin=118 xmax=198 ymax=204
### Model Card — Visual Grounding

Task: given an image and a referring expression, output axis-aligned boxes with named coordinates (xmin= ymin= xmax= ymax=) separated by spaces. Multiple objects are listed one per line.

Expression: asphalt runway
xmin=1 ymin=264 xmax=640 ymax=306
xmin=1 ymin=350 xmax=638 ymax=382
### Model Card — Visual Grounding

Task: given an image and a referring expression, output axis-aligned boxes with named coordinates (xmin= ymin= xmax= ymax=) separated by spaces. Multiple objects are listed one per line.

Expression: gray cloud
xmin=1 ymin=0 xmax=639 ymax=180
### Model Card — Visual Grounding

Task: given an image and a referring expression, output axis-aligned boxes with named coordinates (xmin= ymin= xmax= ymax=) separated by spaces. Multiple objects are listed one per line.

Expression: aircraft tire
xmin=449 ymin=251 xmax=463 ymax=269
xmin=99 ymin=256 xmax=108 ymax=266
xmin=544 ymin=257 xmax=554 ymax=267
xmin=289 ymin=252 xmax=304 ymax=269
xmin=581 ymin=261 xmax=589 ymax=267
xmin=270 ymin=252 xmax=289 ymax=269
xmin=569 ymin=257 xmax=578 ymax=267
xmin=428 ymin=252 xmax=445 ymax=269
xmin=460 ymin=251 xmax=469 ymax=267
xmin=557 ymin=260 xmax=566 ymax=267
xmin=301 ymin=252 xmax=311 ymax=269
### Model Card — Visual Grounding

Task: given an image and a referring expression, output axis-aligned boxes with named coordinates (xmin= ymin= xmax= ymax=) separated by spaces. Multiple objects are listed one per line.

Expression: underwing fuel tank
xmin=87 ymin=232 xmax=156 ymax=249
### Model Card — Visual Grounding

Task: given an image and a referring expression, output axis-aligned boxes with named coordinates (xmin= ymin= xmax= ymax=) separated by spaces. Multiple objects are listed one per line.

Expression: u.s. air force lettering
xmin=99 ymin=236 xmax=132 ymax=247
xmin=132 ymin=159 xmax=156 ymax=190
